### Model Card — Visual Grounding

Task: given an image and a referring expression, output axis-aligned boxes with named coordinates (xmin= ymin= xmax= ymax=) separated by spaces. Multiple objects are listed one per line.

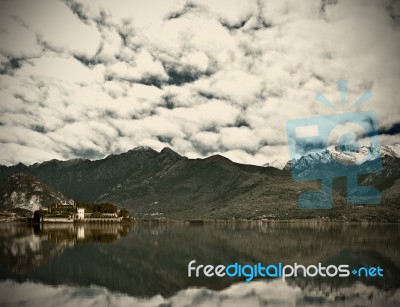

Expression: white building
xmin=77 ymin=208 xmax=85 ymax=220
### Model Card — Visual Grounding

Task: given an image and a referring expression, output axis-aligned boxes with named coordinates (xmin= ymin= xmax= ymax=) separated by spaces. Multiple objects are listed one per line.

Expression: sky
xmin=0 ymin=0 xmax=399 ymax=166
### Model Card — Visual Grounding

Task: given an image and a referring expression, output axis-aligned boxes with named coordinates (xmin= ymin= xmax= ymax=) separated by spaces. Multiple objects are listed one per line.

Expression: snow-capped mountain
xmin=0 ymin=173 xmax=72 ymax=212
xmin=282 ymin=144 xmax=399 ymax=171
xmin=380 ymin=144 xmax=400 ymax=157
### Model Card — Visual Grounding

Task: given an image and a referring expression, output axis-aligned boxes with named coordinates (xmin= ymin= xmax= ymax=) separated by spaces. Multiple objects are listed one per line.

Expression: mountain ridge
xmin=0 ymin=146 xmax=399 ymax=221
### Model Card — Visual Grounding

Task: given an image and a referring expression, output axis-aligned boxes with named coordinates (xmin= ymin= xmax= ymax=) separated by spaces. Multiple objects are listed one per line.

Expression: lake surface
xmin=0 ymin=222 xmax=399 ymax=307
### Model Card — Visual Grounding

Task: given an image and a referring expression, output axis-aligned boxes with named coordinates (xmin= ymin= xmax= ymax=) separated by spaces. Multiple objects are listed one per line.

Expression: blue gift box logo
xmin=286 ymin=81 xmax=382 ymax=209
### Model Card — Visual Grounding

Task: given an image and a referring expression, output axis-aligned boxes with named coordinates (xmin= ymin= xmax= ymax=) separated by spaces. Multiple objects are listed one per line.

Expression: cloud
xmin=195 ymin=69 xmax=263 ymax=104
xmin=219 ymin=149 xmax=268 ymax=166
xmin=15 ymin=54 xmax=105 ymax=84
xmin=0 ymin=0 xmax=399 ymax=166
xmin=191 ymin=131 xmax=220 ymax=152
xmin=105 ymin=49 xmax=168 ymax=82
xmin=194 ymin=0 xmax=257 ymax=27
xmin=0 ymin=14 xmax=40 ymax=58
xmin=0 ymin=143 xmax=63 ymax=165
xmin=219 ymin=126 xmax=260 ymax=151
xmin=72 ymin=0 xmax=186 ymax=28
xmin=5 ymin=0 xmax=101 ymax=56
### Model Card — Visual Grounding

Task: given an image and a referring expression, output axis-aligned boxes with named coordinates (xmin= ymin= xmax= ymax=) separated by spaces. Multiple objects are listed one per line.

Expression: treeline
xmin=76 ymin=202 xmax=130 ymax=217
xmin=76 ymin=202 xmax=118 ymax=213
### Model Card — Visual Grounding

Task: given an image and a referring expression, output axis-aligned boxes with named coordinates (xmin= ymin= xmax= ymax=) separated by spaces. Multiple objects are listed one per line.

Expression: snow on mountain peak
xmin=272 ymin=144 xmax=399 ymax=170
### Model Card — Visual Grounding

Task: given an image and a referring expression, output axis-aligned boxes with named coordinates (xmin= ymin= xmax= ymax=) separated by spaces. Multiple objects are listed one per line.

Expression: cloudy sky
xmin=0 ymin=0 xmax=399 ymax=166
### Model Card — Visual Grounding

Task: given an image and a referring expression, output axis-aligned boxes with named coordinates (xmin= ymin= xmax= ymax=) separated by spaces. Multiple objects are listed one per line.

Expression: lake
xmin=0 ymin=222 xmax=399 ymax=307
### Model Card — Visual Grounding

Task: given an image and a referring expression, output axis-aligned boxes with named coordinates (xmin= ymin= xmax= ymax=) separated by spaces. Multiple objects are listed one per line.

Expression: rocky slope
xmin=0 ymin=173 xmax=71 ymax=212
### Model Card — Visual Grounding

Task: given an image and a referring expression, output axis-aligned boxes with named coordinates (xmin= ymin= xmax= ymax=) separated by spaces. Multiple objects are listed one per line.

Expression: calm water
xmin=0 ymin=222 xmax=399 ymax=307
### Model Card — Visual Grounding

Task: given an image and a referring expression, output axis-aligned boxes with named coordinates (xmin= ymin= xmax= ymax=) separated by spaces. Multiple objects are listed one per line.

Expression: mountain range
xmin=0 ymin=145 xmax=399 ymax=221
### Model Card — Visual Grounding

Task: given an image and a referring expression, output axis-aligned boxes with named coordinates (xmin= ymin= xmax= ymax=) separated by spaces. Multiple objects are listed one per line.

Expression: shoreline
xmin=1 ymin=217 xmax=400 ymax=224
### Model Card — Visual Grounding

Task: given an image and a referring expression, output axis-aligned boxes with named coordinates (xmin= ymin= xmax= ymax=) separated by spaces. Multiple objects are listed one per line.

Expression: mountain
xmin=0 ymin=173 xmax=71 ymax=212
xmin=0 ymin=146 xmax=399 ymax=221
xmin=284 ymin=144 xmax=397 ymax=168
xmin=285 ymin=145 xmax=400 ymax=190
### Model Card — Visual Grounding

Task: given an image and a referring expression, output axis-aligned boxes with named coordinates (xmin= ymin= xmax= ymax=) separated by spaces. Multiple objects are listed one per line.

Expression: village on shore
xmin=0 ymin=201 xmax=131 ymax=223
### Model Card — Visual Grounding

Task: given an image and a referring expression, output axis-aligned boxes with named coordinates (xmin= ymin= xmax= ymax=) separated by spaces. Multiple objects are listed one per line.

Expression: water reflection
xmin=0 ymin=222 xmax=399 ymax=306
xmin=0 ymin=223 xmax=131 ymax=274
xmin=0 ymin=278 xmax=399 ymax=307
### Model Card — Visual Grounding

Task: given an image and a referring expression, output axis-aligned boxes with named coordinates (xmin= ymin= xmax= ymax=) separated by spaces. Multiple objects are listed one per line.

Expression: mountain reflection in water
xmin=0 ymin=222 xmax=399 ymax=307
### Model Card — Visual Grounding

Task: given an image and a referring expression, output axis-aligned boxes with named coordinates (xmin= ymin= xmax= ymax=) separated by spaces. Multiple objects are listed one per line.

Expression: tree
xmin=119 ymin=209 xmax=130 ymax=218
xmin=33 ymin=210 xmax=45 ymax=222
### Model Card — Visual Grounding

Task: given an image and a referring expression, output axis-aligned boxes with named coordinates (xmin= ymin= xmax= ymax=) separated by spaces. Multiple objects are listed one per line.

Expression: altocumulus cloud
xmin=0 ymin=0 xmax=399 ymax=166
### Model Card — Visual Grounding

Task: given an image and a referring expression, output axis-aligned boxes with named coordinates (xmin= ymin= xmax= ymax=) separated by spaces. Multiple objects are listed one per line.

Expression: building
xmin=77 ymin=208 xmax=85 ymax=220
xmin=102 ymin=213 xmax=118 ymax=218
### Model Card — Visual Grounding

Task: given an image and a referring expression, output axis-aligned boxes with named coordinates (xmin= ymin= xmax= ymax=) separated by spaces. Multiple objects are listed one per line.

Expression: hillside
xmin=0 ymin=173 xmax=71 ymax=212
xmin=0 ymin=146 xmax=399 ymax=221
